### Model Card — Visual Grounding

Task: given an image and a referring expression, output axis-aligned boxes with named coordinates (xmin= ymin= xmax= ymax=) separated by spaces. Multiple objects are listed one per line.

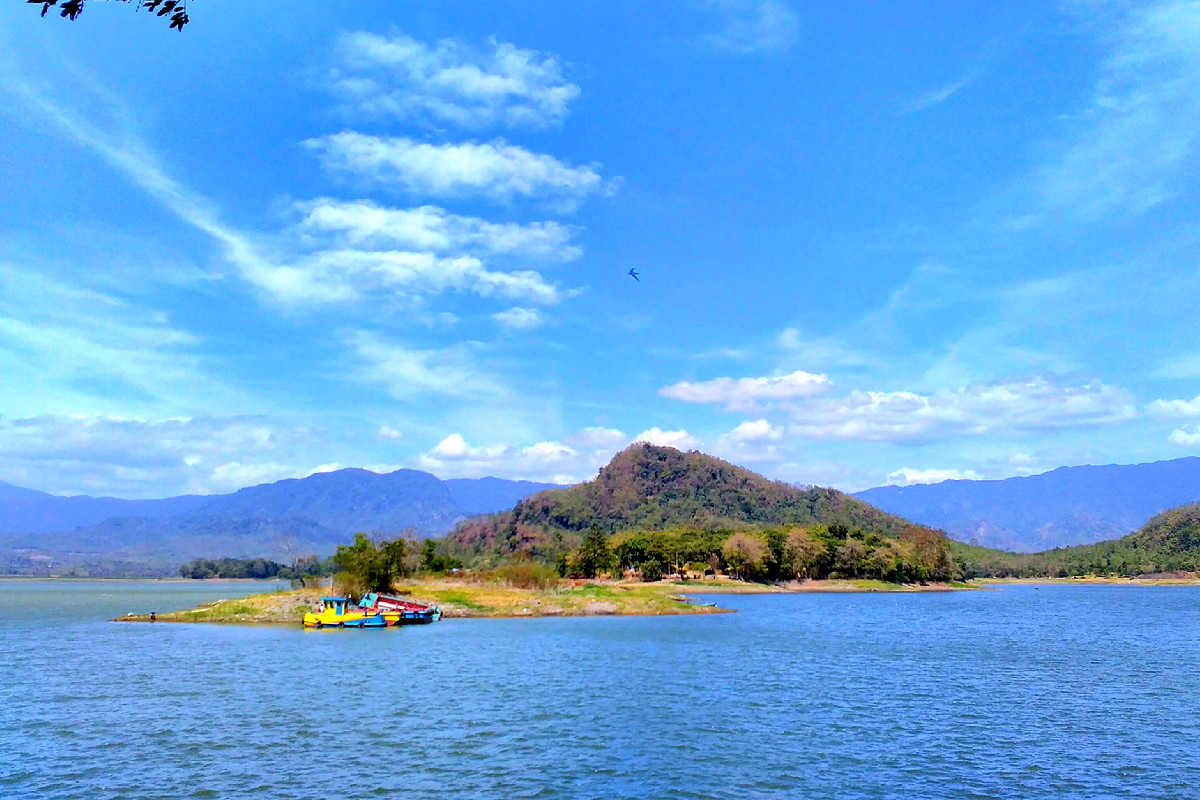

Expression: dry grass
xmin=113 ymin=580 xmax=729 ymax=624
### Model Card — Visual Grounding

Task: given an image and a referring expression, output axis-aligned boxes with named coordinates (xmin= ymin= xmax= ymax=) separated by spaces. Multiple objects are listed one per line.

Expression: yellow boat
xmin=302 ymin=596 xmax=389 ymax=629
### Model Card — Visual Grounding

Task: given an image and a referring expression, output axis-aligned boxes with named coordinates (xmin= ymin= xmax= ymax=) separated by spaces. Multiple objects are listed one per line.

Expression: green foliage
xmin=420 ymin=539 xmax=464 ymax=573
xmin=566 ymin=527 xmax=614 ymax=578
xmin=332 ymin=532 xmax=419 ymax=593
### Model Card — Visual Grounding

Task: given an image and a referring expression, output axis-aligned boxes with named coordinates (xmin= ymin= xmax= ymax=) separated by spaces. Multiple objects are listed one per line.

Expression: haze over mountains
xmin=0 ymin=470 xmax=558 ymax=575
xmin=855 ymin=457 xmax=1200 ymax=552
xmin=3 ymin=452 xmax=1200 ymax=574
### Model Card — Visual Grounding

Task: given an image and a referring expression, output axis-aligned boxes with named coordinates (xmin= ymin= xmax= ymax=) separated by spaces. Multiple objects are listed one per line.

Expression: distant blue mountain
xmin=854 ymin=456 xmax=1200 ymax=552
xmin=0 ymin=480 xmax=207 ymax=535
xmin=0 ymin=470 xmax=562 ymax=574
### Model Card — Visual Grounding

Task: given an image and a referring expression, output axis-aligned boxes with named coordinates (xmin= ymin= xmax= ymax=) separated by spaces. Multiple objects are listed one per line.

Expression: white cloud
xmin=1147 ymin=394 xmax=1200 ymax=418
xmin=492 ymin=307 xmax=543 ymax=330
xmin=701 ymin=0 xmax=800 ymax=54
xmin=330 ymin=31 xmax=580 ymax=129
xmin=634 ymin=427 xmax=701 ymax=449
xmin=1169 ymin=425 xmax=1200 ymax=446
xmin=709 ymin=420 xmax=785 ymax=465
xmin=416 ymin=432 xmax=583 ymax=482
xmin=886 ymin=467 xmax=983 ymax=486
xmin=784 ymin=376 xmax=1137 ymax=443
xmin=660 ymin=370 xmax=833 ymax=411
xmin=294 ymin=199 xmax=582 ymax=263
xmin=378 ymin=425 xmax=404 ymax=440
xmin=562 ymin=427 xmax=628 ymax=448
xmin=9 ymin=80 xmax=576 ymax=315
xmin=305 ymin=133 xmax=616 ymax=208
xmin=0 ymin=414 xmax=317 ymax=497
xmin=294 ymin=249 xmax=563 ymax=306
xmin=724 ymin=419 xmax=784 ymax=443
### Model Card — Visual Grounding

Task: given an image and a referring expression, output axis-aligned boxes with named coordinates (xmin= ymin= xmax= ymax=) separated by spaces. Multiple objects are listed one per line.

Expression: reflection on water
xmin=2 ymin=580 xmax=1199 ymax=799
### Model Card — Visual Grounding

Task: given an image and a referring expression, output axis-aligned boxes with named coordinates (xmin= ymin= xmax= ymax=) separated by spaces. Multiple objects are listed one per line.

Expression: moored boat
xmin=302 ymin=596 xmax=389 ymax=629
xmin=359 ymin=592 xmax=442 ymax=625
xmin=301 ymin=594 xmax=442 ymax=628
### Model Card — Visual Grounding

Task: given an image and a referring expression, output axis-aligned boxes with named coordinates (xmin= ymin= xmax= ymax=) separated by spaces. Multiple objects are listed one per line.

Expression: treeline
xmin=559 ymin=523 xmax=959 ymax=583
xmin=179 ymin=557 xmax=295 ymax=579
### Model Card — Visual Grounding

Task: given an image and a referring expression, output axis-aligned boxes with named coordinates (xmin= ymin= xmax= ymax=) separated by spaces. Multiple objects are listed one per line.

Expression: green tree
xmin=332 ymin=533 xmax=415 ymax=595
xmin=571 ymin=527 xmax=613 ymax=579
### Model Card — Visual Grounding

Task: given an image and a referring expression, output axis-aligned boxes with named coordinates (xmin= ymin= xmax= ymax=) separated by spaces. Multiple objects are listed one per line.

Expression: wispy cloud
xmin=0 ymin=265 xmax=240 ymax=418
xmin=330 ymin=31 xmax=580 ymax=129
xmin=305 ymin=133 xmax=618 ymax=210
xmin=343 ymin=330 xmax=508 ymax=400
xmin=663 ymin=371 xmax=1138 ymax=444
xmin=0 ymin=413 xmax=322 ymax=497
xmin=782 ymin=376 xmax=1138 ymax=443
xmin=660 ymin=370 xmax=832 ymax=411
xmin=1005 ymin=0 xmax=1200 ymax=225
xmin=7 ymin=79 xmax=576 ymax=312
xmin=700 ymin=0 xmax=800 ymax=54
xmin=294 ymin=199 xmax=582 ymax=263
xmin=906 ymin=69 xmax=979 ymax=113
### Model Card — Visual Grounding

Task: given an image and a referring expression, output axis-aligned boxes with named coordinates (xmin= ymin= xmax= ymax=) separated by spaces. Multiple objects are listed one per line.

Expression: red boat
xmin=357 ymin=592 xmax=442 ymax=625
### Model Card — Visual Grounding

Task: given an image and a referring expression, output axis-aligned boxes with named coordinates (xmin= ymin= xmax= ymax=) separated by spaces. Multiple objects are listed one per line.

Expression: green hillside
xmin=952 ymin=503 xmax=1200 ymax=578
xmin=444 ymin=444 xmax=957 ymax=582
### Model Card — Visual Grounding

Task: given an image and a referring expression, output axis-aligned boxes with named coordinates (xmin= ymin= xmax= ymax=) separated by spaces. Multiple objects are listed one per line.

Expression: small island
xmin=114 ymin=574 xmax=975 ymax=624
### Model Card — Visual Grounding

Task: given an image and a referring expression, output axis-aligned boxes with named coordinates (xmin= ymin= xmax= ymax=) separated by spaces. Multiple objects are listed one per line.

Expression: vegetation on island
xmin=441 ymin=445 xmax=962 ymax=585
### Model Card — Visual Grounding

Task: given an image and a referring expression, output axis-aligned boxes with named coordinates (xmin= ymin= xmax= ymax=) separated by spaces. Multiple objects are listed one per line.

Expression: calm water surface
xmin=2 ymin=580 xmax=1199 ymax=799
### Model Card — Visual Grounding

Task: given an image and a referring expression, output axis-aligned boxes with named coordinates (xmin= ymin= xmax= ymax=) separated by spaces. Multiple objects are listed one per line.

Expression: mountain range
xmin=0 ymin=470 xmax=558 ymax=575
xmin=5 ymin=451 xmax=1200 ymax=575
xmin=854 ymin=456 xmax=1200 ymax=552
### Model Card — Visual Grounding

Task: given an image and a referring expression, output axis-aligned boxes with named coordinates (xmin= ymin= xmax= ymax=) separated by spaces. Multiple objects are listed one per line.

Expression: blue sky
xmin=2 ymin=0 xmax=1200 ymax=498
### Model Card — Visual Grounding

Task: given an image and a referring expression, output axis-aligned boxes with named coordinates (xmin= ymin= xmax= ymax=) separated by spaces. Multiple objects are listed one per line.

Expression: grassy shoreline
xmin=112 ymin=576 xmax=981 ymax=624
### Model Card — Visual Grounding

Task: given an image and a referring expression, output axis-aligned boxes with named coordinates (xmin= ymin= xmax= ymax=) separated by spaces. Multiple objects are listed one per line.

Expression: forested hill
xmin=448 ymin=443 xmax=939 ymax=560
xmin=953 ymin=503 xmax=1200 ymax=578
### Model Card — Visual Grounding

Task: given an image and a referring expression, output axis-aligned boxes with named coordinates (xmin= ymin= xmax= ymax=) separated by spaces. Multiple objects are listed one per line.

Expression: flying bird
xmin=628 ymin=268 xmax=640 ymax=282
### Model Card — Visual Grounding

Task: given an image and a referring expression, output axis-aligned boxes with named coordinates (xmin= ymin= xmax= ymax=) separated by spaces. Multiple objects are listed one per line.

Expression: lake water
xmin=2 ymin=580 xmax=1199 ymax=799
